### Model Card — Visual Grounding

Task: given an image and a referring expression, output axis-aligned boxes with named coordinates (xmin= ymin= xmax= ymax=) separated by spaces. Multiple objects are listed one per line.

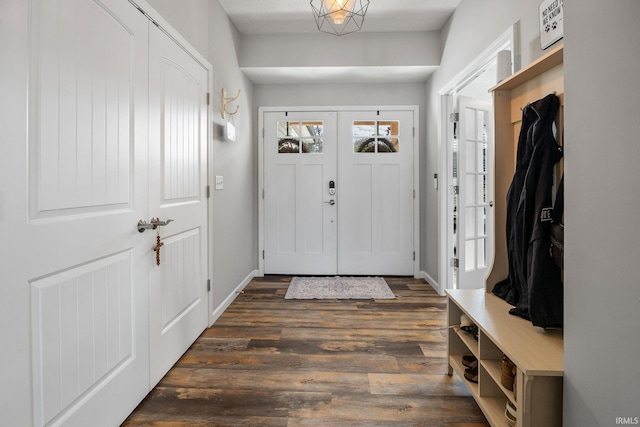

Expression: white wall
xmin=146 ymin=0 xmax=257 ymax=310
xmin=563 ymin=1 xmax=640 ymax=424
xmin=239 ymin=31 xmax=441 ymax=69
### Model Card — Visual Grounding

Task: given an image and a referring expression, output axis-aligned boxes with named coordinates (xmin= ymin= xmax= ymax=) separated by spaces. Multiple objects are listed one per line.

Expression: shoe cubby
xmin=446 ymin=289 xmax=563 ymax=427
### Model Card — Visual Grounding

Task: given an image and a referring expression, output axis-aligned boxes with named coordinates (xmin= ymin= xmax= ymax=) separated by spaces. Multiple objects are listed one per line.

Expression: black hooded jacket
xmin=493 ymin=93 xmax=564 ymax=328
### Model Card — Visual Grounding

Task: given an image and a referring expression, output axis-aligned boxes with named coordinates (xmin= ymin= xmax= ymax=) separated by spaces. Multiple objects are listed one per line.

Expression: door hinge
xmin=262 ymin=128 xmax=265 ymax=138
xmin=451 ymin=185 xmax=459 ymax=195
xmin=207 ymin=279 xmax=211 ymax=292
xmin=262 ymin=189 xmax=265 ymax=199
xmin=450 ymin=257 xmax=459 ymax=268
xmin=450 ymin=112 xmax=459 ymax=122
xmin=413 ymin=127 xmax=415 ymax=137
xmin=206 ymin=185 xmax=211 ymax=198
xmin=413 ymin=251 xmax=415 ymax=261
xmin=206 ymin=92 xmax=210 ymax=106
xmin=262 ymin=250 xmax=265 ymax=260
xmin=413 ymin=189 xmax=416 ymax=199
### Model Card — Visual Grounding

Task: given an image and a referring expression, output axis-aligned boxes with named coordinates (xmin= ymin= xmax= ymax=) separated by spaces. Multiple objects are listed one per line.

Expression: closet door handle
xmin=137 ymin=218 xmax=174 ymax=233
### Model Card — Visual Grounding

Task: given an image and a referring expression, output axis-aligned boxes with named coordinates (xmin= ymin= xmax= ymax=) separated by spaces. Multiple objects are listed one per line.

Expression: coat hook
xmin=222 ymin=88 xmax=241 ymax=119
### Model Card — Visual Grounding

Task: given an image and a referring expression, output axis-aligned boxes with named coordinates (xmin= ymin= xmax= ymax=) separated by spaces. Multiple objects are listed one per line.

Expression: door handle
xmin=137 ymin=218 xmax=174 ymax=233
xmin=324 ymin=200 xmax=335 ymax=206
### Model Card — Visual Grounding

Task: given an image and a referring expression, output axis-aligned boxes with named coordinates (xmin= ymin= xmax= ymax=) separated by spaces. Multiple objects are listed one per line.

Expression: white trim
xmin=437 ymin=25 xmax=517 ymax=293
xmin=209 ymin=270 xmax=258 ymax=326
xmin=258 ymin=105 xmax=420 ymax=278
xmin=419 ymin=270 xmax=441 ymax=295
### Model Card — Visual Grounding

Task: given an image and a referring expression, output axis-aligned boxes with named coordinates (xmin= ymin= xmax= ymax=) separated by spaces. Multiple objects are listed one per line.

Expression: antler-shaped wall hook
xmin=221 ymin=88 xmax=241 ymax=119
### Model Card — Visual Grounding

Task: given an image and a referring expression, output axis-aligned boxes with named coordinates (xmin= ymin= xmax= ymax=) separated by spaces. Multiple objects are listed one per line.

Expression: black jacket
xmin=493 ymin=94 xmax=564 ymax=328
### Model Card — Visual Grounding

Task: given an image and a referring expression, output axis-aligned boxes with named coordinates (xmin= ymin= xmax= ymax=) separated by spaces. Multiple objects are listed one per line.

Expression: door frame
xmin=258 ymin=105 xmax=420 ymax=278
xmin=436 ymin=26 xmax=517 ymax=295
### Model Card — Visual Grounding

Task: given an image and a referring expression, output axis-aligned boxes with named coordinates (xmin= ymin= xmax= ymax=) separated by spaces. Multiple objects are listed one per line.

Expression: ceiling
xmin=218 ymin=0 xmax=462 ymax=35
xmin=218 ymin=0 xmax=462 ymax=84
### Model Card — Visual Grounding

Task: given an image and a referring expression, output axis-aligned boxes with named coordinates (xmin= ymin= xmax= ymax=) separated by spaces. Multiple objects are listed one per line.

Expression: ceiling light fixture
xmin=310 ymin=0 xmax=370 ymax=36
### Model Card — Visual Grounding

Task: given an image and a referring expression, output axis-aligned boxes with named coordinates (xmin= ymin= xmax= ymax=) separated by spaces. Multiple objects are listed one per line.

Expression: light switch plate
xmin=215 ymin=175 xmax=224 ymax=190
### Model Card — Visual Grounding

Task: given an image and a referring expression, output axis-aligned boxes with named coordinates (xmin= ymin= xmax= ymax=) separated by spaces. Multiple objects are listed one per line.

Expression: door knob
xmin=324 ymin=200 xmax=335 ymax=206
xmin=137 ymin=218 xmax=174 ymax=233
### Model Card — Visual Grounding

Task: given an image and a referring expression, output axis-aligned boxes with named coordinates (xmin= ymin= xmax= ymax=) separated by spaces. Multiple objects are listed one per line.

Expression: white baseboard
xmin=419 ymin=270 xmax=443 ymax=296
xmin=209 ymin=269 xmax=258 ymax=326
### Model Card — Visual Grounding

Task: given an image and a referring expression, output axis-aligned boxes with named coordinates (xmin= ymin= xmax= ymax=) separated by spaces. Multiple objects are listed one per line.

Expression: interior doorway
xmin=438 ymin=27 xmax=517 ymax=293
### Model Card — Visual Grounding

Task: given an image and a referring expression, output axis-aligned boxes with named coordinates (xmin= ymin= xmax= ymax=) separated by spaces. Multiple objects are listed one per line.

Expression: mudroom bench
xmin=446 ymin=289 xmax=563 ymax=427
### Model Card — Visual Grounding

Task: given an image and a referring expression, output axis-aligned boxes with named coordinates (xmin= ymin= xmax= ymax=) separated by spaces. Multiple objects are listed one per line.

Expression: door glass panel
xmin=278 ymin=139 xmax=300 ymax=153
xmin=466 ymin=174 xmax=476 ymax=204
xmin=353 ymin=121 xmax=400 ymax=153
xmin=466 ymin=207 xmax=475 ymax=239
xmin=354 ymin=137 xmax=375 ymax=152
xmin=278 ymin=121 xmax=300 ymax=137
xmin=465 ymin=240 xmax=476 ymax=271
xmin=477 ymin=207 xmax=486 ymax=236
xmin=278 ymin=120 xmax=324 ymax=154
xmin=477 ymin=175 xmax=485 ymax=204
xmin=377 ymin=138 xmax=398 ymax=153
xmin=466 ymin=141 xmax=476 ymax=173
xmin=477 ymin=238 xmax=486 ymax=268
xmin=478 ymin=142 xmax=487 ymax=172
xmin=377 ymin=120 xmax=398 ymax=137
xmin=302 ymin=121 xmax=323 ymax=137
xmin=302 ymin=138 xmax=323 ymax=153
xmin=353 ymin=121 xmax=376 ymax=137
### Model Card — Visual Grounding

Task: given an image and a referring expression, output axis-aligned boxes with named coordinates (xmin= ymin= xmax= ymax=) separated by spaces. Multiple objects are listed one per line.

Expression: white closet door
xmin=338 ymin=110 xmax=415 ymax=275
xmin=148 ymin=23 xmax=209 ymax=386
xmin=2 ymin=1 xmax=151 ymax=425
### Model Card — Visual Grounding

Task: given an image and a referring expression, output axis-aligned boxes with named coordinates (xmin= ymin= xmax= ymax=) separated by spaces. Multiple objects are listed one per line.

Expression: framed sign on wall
xmin=539 ymin=0 xmax=564 ymax=49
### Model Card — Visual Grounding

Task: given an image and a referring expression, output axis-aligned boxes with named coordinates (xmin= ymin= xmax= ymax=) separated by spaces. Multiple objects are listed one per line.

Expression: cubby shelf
xmin=447 ymin=289 xmax=563 ymax=427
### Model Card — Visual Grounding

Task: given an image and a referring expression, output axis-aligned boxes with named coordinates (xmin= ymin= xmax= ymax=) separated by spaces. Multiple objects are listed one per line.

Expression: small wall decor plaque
xmin=539 ymin=0 xmax=563 ymax=49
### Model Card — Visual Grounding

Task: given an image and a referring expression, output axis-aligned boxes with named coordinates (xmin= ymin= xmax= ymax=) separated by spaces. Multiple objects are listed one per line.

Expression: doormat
xmin=284 ymin=276 xmax=395 ymax=300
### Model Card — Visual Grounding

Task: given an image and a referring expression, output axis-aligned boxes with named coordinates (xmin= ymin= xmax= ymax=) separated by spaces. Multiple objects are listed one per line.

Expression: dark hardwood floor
xmin=123 ymin=276 xmax=489 ymax=426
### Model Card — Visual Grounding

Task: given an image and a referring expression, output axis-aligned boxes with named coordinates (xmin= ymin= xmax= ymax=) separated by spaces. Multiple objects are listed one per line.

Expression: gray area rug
xmin=285 ymin=276 xmax=395 ymax=300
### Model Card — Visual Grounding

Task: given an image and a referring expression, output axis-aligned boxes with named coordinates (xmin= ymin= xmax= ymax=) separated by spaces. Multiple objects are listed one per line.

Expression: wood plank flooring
xmin=123 ymin=276 xmax=489 ymax=426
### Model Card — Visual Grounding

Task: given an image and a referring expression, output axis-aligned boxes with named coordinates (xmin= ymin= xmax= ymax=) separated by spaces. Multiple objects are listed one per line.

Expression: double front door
xmin=263 ymin=109 xmax=415 ymax=276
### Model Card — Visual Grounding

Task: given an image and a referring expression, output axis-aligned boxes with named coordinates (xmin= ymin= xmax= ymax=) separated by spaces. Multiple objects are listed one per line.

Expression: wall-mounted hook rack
xmin=221 ymin=88 xmax=241 ymax=119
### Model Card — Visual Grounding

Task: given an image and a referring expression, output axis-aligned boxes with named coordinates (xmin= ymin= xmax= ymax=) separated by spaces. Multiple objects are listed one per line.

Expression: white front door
xmin=148 ymin=24 xmax=209 ymax=385
xmin=456 ymin=97 xmax=494 ymax=289
xmin=262 ymin=109 xmax=415 ymax=276
xmin=263 ymin=111 xmax=338 ymax=275
xmin=2 ymin=1 xmax=150 ymax=425
xmin=338 ymin=110 xmax=415 ymax=275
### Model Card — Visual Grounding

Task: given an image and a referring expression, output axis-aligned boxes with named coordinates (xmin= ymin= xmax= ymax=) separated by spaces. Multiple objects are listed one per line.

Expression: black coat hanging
xmin=493 ymin=93 xmax=564 ymax=328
